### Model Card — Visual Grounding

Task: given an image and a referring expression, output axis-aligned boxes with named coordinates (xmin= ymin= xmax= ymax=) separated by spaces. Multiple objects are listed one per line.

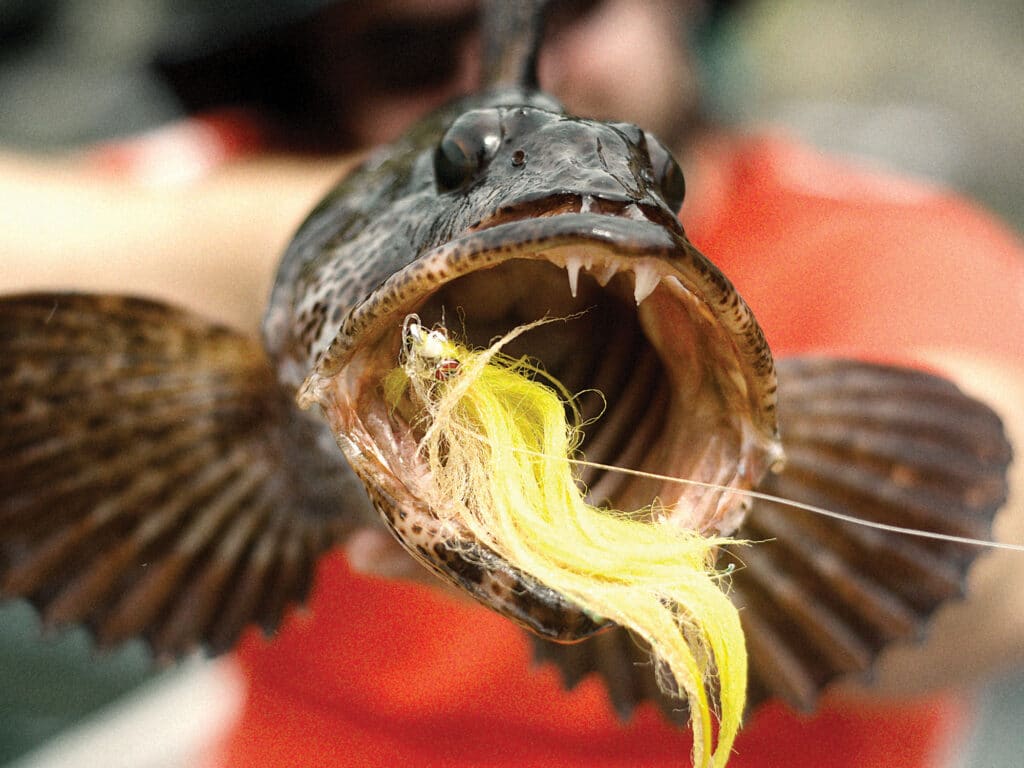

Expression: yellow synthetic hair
xmin=387 ymin=316 xmax=747 ymax=768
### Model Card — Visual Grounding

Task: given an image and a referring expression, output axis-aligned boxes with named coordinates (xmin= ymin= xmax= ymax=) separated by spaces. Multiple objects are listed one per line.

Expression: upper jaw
xmin=310 ymin=211 xmax=725 ymax=376
xmin=474 ymin=192 xmax=686 ymax=237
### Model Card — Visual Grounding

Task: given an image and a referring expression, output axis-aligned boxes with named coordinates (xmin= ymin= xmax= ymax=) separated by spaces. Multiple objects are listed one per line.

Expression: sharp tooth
xmin=633 ymin=264 xmax=660 ymax=305
xmin=593 ymin=261 xmax=618 ymax=287
xmin=624 ymin=203 xmax=647 ymax=221
xmin=565 ymin=255 xmax=582 ymax=298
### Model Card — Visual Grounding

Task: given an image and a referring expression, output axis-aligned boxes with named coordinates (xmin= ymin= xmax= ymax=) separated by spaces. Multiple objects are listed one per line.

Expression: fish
xmin=0 ymin=0 xmax=1012 ymax=734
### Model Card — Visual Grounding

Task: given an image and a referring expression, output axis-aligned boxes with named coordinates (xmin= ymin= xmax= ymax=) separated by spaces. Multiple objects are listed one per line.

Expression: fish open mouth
xmin=301 ymin=208 xmax=783 ymax=635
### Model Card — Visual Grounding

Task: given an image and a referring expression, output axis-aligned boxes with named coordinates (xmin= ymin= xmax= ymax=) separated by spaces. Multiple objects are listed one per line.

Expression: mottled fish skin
xmin=257 ymin=80 xmax=783 ymax=639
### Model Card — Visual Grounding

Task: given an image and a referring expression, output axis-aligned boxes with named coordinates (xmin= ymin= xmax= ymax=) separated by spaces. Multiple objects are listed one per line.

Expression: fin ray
xmin=0 ymin=293 xmax=373 ymax=659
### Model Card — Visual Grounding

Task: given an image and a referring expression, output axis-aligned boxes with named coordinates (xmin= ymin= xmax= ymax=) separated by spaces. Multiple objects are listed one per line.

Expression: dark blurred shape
xmin=152 ymin=1 xmax=483 ymax=151
xmin=0 ymin=0 xmax=730 ymax=152
xmin=0 ymin=0 xmax=59 ymax=57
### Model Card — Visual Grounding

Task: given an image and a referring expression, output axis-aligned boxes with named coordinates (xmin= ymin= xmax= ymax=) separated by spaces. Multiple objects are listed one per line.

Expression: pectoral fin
xmin=0 ymin=294 xmax=373 ymax=659
xmin=532 ymin=357 xmax=1012 ymax=719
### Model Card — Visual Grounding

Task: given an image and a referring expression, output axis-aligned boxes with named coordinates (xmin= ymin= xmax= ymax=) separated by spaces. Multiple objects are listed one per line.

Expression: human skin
xmin=315 ymin=0 xmax=699 ymax=149
xmin=0 ymin=151 xmax=348 ymax=334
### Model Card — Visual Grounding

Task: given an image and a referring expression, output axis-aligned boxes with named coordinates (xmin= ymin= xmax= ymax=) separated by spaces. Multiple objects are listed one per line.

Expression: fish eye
xmin=645 ymin=136 xmax=686 ymax=214
xmin=434 ymin=108 xmax=503 ymax=192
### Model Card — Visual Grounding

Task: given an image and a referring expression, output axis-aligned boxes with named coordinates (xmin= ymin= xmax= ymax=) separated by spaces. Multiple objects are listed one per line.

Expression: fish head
xmin=284 ymin=89 xmax=783 ymax=638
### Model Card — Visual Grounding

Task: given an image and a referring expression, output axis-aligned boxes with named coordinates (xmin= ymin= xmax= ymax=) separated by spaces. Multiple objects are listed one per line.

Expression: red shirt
xmin=213 ymin=133 xmax=1024 ymax=767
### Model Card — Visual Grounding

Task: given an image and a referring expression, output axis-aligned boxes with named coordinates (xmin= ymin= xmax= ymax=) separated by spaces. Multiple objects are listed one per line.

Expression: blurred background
xmin=1 ymin=1 xmax=1021 ymax=766
xmin=1 ymin=0 xmax=1021 ymax=228
xmin=707 ymin=0 xmax=1024 ymax=233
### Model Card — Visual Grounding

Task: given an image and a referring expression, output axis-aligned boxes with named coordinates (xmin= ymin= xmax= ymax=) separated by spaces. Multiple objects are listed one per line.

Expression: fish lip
xmin=301 ymin=210 xmax=783 ymax=636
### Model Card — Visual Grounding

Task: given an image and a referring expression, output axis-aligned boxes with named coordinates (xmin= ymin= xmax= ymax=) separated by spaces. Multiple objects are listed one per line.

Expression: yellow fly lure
xmin=384 ymin=315 xmax=747 ymax=768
